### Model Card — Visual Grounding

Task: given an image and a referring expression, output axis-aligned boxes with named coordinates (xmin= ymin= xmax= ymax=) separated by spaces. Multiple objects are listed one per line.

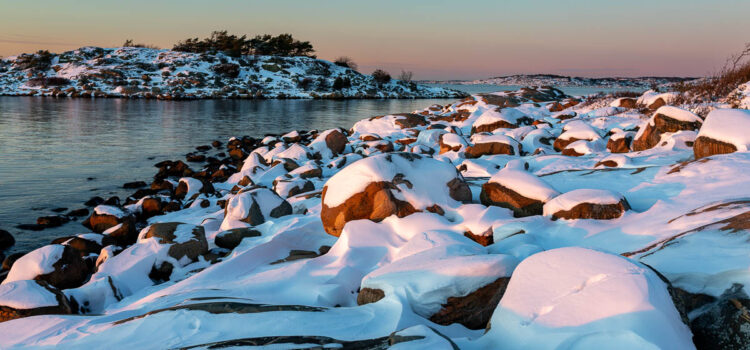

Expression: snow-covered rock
xmin=479 ymin=247 xmax=694 ymax=349
xmin=481 ymin=167 xmax=559 ymax=217
xmin=543 ymin=189 xmax=630 ymax=220
xmin=0 ymin=280 xmax=71 ymax=323
xmin=633 ymin=106 xmax=702 ymax=151
xmin=694 ymin=108 xmax=750 ymax=159
xmin=320 ymin=153 xmax=471 ymax=236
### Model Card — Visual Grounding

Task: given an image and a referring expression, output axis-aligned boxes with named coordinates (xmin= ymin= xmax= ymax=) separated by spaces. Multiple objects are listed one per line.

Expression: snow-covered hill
xmin=427 ymin=74 xmax=695 ymax=89
xmin=0 ymin=47 xmax=464 ymax=99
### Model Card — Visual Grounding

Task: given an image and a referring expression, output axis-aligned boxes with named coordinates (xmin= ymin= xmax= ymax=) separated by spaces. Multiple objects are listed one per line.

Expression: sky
xmin=1 ymin=0 xmax=749 ymax=80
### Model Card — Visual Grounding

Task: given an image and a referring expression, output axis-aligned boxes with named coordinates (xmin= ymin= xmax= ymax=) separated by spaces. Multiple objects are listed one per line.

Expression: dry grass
xmin=672 ymin=42 xmax=750 ymax=105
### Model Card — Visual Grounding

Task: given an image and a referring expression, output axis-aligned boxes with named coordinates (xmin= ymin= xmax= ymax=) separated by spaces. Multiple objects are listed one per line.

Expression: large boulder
xmin=0 ymin=280 xmax=72 ymax=323
xmin=140 ymin=223 xmax=208 ymax=262
xmin=543 ymin=189 xmax=630 ymax=220
xmin=2 ymin=244 xmax=89 ymax=289
xmin=321 ymin=153 xmax=471 ymax=236
xmin=222 ymin=187 xmax=292 ymax=227
xmin=694 ymin=109 xmax=750 ymax=159
xmin=632 ymin=106 xmax=702 ymax=151
xmin=308 ymin=128 xmax=348 ymax=159
xmin=606 ymin=130 xmax=634 ymax=153
xmin=465 ymin=133 xmax=521 ymax=158
xmin=479 ymin=247 xmax=693 ymax=349
xmin=481 ymin=168 xmax=560 ymax=217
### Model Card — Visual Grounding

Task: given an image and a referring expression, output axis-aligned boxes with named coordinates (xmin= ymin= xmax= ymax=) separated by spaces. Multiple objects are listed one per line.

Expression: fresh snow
xmin=2 ymin=245 xmax=64 ymax=285
xmin=0 ymin=280 xmax=60 ymax=310
xmin=488 ymin=167 xmax=559 ymax=202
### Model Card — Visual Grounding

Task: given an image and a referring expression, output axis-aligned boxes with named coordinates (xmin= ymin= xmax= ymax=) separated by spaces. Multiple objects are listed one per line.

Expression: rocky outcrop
xmin=429 ymin=277 xmax=511 ymax=330
xmin=3 ymin=245 xmax=89 ymax=290
xmin=480 ymin=168 xmax=559 ymax=217
xmin=465 ymin=134 xmax=521 ymax=158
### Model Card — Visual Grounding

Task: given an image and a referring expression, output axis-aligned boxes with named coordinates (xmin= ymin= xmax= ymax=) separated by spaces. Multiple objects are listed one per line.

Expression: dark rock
xmin=214 ymin=228 xmax=262 ymax=250
xmin=84 ymin=196 xmax=104 ymax=207
xmin=196 ymin=145 xmax=212 ymax=152
xmin=691 ymin=284 xmax=750 ymax=350
xmin=16 ymin=224 xmax=45 ymax=231
xmin=123 ymin=181 xmax=147 ymax=189
xmin=66 ymin=208 xmax=90 ymax=217
xmin=36 ymin=215 xmax=69 ymax=228
xmin=142 ymin=223 xmax=208 ymax=262
xmin=2 ymin=252 xmax=26 ymax=271
xmin=103 ymin=196 xmax=120 ymax=206
xmin=429 ymin=276 xmax=511 ymax=330
xmin=0 ymin=230 xmax=14 ymax=250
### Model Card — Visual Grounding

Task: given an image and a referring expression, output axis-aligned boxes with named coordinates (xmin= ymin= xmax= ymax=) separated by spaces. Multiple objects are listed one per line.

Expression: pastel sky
xmin=1 ymin=0 xmax=748 ymax=80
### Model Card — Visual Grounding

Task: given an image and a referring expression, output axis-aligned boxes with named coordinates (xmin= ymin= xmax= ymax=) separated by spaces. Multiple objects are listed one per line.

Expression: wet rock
xmin=84 ymin=196 xmax=104 ymax=207
xmin=16 ymin=224 xmax=45 ymax=231
xmin=0 ymin=230 xmax=14 ymax=250
xmin=66 ymin=208 xmax=90 ymax=217
xmin=2 ymin=252 xmax=26 ymax=271
xmin=36 ymin=215 xmax=69 ymax=228
xmin=123 ymin=181 xmax=147 ymax=189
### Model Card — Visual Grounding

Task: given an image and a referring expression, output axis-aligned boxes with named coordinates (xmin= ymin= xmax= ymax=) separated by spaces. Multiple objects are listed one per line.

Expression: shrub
xmin=172 ymin=31 xmax=315 ymax=58
xmin=334 ymin=56 xmax=358 ymax=71
xmin=122 ymin=39 xmax=159 ymax=49
xmin=26 ymin=76 xmax=71 ymax=87
xmin=372 ymin=69 xmax=391 ymax=84
xmin=211 ymin=63 xmax=241 ymax=78
xmin=332 ymin=76 xmax=352 ymax=90
xmin=14 ymin=50 xmax=53 ymax=71
xmin=297 ymin=77 xmax=313 ymax=90
xmin=398 ymin=70 xmax=413 ymax=83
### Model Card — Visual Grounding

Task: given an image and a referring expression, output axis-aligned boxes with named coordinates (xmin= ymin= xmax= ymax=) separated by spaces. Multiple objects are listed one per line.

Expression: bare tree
xmin=398 ymin=70 xmax=413 ymax=83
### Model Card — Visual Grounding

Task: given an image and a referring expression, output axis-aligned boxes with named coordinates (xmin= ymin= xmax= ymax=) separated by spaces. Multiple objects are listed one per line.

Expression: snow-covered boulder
xmin=359 ymin=253 xmax=518 ymax=330
xmin=479 ymin=247 xmax=694 ymax=349
xmin=607 ymin=129 xmax=634 ymax=153
xmin=273 ymin=178 xmax=315 ymax=198
xmin=350 ymin=113 xmax=427 ymax=139
xmin=438 ymin=133 xmax=467 ymax=154
xmin=638 ymin=90 xmax=679 ymax=110
xmin=543 ymin=189 xmax=630 ymax=220
xmin=2 ymin=244 xmax=89 ymax=290
xmin=610 ymin=97 xmax=637 ymax=108
xmin=553 ymin=120 xmax=602 ymax=151
xmin=82 ymin=205 xmax=136 ymax=244
xmin=481 ymin=168 xmax=560 ymax=217
xmin=633 ymin=106 xmax=702 ymax=151
xmin=465 ymin=133 xmax=521 ymax=158
xmin=471 ymin=107 xmax=530 ymax=133
xmin=308 ymin=128 xmax=348 ymax=159
xmin=320 ymin=153 xmax=471 ymax=236
xmin=0 ymin=280 xmax=71 ymax=323
xmin=694 ymin=109 xmax=750 ymax=159
xmin=222 ymin=187 xmax=293 ymax=229
xmin=139 ymin=223 xmax=208 ymax=263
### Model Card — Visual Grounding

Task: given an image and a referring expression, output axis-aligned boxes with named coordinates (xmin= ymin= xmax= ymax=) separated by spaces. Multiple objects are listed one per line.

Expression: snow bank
xmin=0 ymin=280 xmax=60 ymax=309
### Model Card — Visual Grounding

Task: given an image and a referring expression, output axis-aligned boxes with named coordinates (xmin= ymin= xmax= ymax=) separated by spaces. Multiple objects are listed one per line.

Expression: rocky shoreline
xmin=2 ymin=84 xmax=750 ymax=348
xmin=0 ymin=47 xmax=466 ymax=100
